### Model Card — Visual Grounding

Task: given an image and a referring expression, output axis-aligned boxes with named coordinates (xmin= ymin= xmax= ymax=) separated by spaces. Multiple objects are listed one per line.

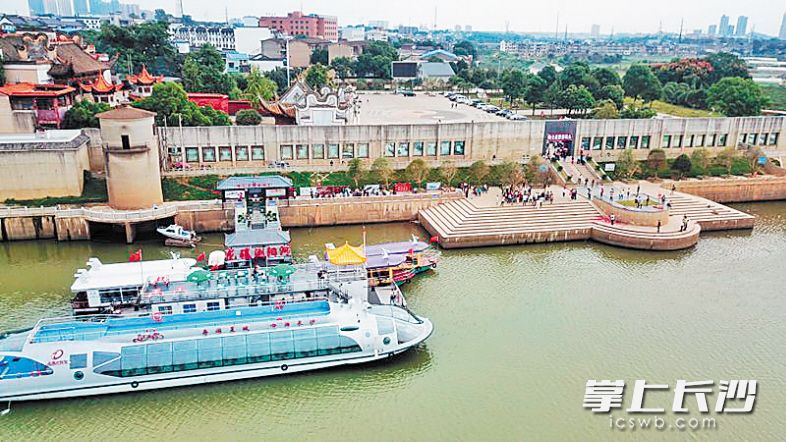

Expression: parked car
xmin=507 ymin=114 xmax=528 ymax=121
xmin=484 ymin=106 xmax=500 ymax=113
xmin=496 ymin=109 xmax=512 ymax=117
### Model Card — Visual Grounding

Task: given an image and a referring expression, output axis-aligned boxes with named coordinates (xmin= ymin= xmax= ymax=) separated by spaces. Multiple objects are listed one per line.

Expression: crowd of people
xmin=496 ymin=186 xmax=555 ymax=208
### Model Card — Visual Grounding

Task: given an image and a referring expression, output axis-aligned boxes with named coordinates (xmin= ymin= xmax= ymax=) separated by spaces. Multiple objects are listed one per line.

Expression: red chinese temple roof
xmin=79 ymin=74 xmax=124 ymax=94
xmin=259 ymin=99 xmax=296 ymax=119
xmin=126 ymin=65 xmax=164 ymax=86
xmin=0 ymin=82 xmax=75 ymax=97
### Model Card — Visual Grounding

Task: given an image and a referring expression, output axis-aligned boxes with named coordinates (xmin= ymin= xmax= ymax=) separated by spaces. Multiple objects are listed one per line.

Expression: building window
xmin=592 ymin=137 xmax=602 ymax=150
xmin=311 ymin=144 xmax=325 ymax=159
xmin=296 ymin=144 xmax=309 ymax=160
xmin=453 ymin=141 xmax=465 ymax=155
xmin=439 ymin=141 xmax=451 ymax=156
xmin=251 ymin=145 xmax=265 ymax=160
xmin=709 ymin=134 xmax=717 ymax=147
xmin=342 ymin=144 xmax=354 ymax=158
xmin=581 ymin=137 xmax=591 ymax=150
xmin=121 ymin=135 xmax=131 ymax=150
xmin=662 ymin=135 xmax=671 ymax=148
xmin=617 ymin=137 xmax=627 ymax=149
xmin=674 ymin=135 xmax=683 ymax=148
xmin=413 ymin=141 xmax=424 ymax=156
xmin=718 ymin=134 xmax=728 ymax=146
xmin=397 ymin=142 xmax=409 ymax=157
xmin=157 ymin=305 xmax=173 ymax=315
xmin=749 ymin=134 xmax=758 ymax=145
xmin=357 ymin=143 xmax=369 ymax=158
xmin=641 ymin=136 xmax=651 ymax=149
xmin=280 ymin=144 xmax=293 ymax=160
xmin=686 ymin=135 xmax=694 ymax=148
xmin=384 ymin=142 xmax=395 ymax=157
xmin=605 ymin=136 xmax=615 ymax=150
xmin=629 ymin=136 xmax=639 ymax=149
xmin=327 ymin=144 xmax=339 ymax=159
xmin=185 ymin=147 xmax=199 ymax=162
xmin=697 ymin=135 xmax=705 ymax=147
xmin=426 ymin=142 xmax=437 ymax=156
xmin=235 ymin=146 xmax=249 ymax=161
xmin=770 ymin=133 xmax=779 ymax=146
xmin=207 ymin=302 xmax=221 ymax=311
xmin=183 ymin=304 xmax=197 ymax=313
xmin=760 ymin=134 xmax=769 ymax=145
xmin=219 ymin=146 xmax=232 ymax=161
xmin=202 ymin=147 xmax=216 ymax=162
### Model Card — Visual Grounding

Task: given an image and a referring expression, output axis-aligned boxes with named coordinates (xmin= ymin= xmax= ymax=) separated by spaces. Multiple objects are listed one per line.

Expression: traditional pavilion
xmin=79 ymin=74 xmax=127 ymax=106
xmin=125 ymin=65 xmax=164 ymax=98
xmin=257 ymin=79 xmax=356 ymax=126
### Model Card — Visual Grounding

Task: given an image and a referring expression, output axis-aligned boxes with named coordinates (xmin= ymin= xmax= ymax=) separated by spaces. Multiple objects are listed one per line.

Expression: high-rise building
xmin=719 ymin=15 xmax=730 ymax=36
xmin=28 ymin=0 xmax=46 ymax=15
xmin=174 ymin=0 xmax=183 ymax=18
xmin=55 ymin=0 xmax=74 ymax=15
xmin=708 ymin=24 xmax=717 ymax=36
xmin=735 ymin=16 xmax=748 ymax=36
xmin=258 ymin=11 xmax=338 ymax=41
xmin=591 ymin=24 xmax=600 ymax=37
xmin=368 ymin=20 xmax=388 ymax=30
xmin=779 ymin=12 xmax=786 ymax=40
xmin=464 ymin=25 xmax=472 ymax=32
xmin=73 ymin=0 xmax=89 ymax=15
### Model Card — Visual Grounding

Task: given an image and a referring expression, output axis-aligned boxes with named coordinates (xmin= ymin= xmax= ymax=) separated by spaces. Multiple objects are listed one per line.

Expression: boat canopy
xmin=327 ymin=243 xmax=367 ymax=266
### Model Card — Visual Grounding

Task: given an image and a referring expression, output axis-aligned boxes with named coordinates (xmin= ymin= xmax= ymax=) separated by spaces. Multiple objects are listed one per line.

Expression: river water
xmin=1 ymin=203 xmax=785 ymax=441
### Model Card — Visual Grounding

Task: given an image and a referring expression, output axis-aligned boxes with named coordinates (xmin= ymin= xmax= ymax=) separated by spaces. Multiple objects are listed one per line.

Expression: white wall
xmin=234 ymin=27 xmax=273 ymax=56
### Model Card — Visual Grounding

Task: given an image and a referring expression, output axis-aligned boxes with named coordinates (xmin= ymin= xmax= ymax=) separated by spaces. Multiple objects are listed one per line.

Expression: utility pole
xmin=555 ymin=12 xmax=560 ymax=40
xmin=678 ymin=18 xmax=684 ymax=43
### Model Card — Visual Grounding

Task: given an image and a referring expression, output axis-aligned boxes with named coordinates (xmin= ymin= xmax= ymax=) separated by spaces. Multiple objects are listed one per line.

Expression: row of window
xmin=0 ymin=356 xmax=53 ymax=380
xmin=384 ymin=141 xmax=465 ymax=157
xmin=580 ymin=132 xmax=780 ymax=151
xmin=581 ymin=136 xmax=653 ymax=151
xmin=280 ymin=143 xmax=370 ymax=161
xmin=661 ymin=133 xmax=729 ymax=149
xmin=739 ymin=132 xmax=780 ymax=147
xmin=185 ymin=145 xmax=266 ymax=163
xmin=97 ymin=327 xmax=361 ymax=378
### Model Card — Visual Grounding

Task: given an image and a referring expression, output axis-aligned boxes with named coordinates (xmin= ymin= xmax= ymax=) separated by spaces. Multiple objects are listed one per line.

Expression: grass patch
xmin=162 ymin=178 xmax=217 ymax=201
xmin=5 ymin=172 xmax=108 ymax=207
xmin=760 ymin=84 xmax=786 ymax=111
xmin=623 ymin=98 xmax=721 ymax=118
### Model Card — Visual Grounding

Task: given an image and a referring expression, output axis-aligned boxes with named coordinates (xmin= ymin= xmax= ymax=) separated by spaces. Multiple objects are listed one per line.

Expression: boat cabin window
xmin=157 ymin=305 xmax=173 ymax=315
xmin=70 ymin=353 xmax=88 ymax=370
xmin=0 ymin=356 xmax=54 ymax=380
xmin=207 ymin=301 xmax=221 ymax=311
xmin=183 ymin=303 xmax=197 ymax=313
xmin=99 ymin=287 xmax=139 ymax=305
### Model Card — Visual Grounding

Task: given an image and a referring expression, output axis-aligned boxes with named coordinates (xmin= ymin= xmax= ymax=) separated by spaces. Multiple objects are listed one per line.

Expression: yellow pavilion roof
xmin=327 ymin=242 xmax=367 ymax=266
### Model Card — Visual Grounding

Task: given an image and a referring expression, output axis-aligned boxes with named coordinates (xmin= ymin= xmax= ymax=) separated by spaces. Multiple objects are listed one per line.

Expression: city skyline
xmin=2 ymin=0 xmax=785 ymax=37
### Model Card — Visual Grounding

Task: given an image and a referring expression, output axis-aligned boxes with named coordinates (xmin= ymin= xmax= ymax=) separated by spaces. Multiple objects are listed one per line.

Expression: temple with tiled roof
xmin=126 ymin=65 xmax=164 ymax=98
xmin=79 ymin=74 xmax=127 ymax=106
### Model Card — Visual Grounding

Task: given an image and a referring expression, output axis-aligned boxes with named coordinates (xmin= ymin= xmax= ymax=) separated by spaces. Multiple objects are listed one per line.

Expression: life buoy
xmin=280 ymin=364 xmax=288 ymax=371
xmin=152 ymin=311 xmax=163 ymax=323
xmin=131 ymin=381 xmax=139 ymax=389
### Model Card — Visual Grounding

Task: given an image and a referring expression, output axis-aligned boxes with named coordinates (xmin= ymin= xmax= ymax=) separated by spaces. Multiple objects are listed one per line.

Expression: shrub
xmin=235 ymin=109 xmax=262 ymax=125
xmin=671 ymin=154 xmax=692 ymax=179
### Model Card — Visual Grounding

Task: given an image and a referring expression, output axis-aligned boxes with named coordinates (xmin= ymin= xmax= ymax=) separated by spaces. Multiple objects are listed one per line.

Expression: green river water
xmin=1 ymin=203 xmax=785 ymax=441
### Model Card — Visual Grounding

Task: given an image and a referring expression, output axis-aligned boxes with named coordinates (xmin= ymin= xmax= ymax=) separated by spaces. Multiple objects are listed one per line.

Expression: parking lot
xmin=355 ymin=92 xmax=517 ymax=125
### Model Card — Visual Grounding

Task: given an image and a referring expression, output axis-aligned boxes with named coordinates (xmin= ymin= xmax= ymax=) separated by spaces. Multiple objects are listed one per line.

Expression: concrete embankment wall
xmin=175 ymin=208 xmax=235 ymax=233
xmin=592 ymin=198 xmax=669 ymax=227
xmin=669 ymin=177 xmax=786 ymax=203
xmin=278 ymin=192 xmax=464 ymax=227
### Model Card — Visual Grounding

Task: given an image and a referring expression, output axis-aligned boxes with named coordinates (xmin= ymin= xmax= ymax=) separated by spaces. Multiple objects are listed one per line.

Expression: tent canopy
xmin=327 ymin=242 xmax=367 ymax=266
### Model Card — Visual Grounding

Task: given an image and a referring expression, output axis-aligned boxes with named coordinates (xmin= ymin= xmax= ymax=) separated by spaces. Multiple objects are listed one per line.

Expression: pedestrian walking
xmin=610 ymin=214 xmax=616 ymax=226
xmin=657 ymin=220 xmax=661 ymax=233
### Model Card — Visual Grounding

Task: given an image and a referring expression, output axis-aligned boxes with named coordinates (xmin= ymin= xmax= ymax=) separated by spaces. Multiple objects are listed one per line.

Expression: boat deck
xmin=32 ymin=301 xmax=331 ymax=344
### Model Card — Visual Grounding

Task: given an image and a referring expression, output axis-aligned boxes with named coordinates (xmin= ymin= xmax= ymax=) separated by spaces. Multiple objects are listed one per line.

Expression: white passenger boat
xmin=0 ymin=262 xmax=433 ymax=402
xmin=157 ymin=224 xmax=200 ymax=243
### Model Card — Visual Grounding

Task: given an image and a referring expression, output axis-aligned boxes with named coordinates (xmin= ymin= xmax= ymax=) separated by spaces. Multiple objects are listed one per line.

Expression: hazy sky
xmin=3 ymin=0 xmax=785 ymax=36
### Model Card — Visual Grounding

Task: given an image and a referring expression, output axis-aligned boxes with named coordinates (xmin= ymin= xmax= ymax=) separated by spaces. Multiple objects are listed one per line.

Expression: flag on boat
xmin=128 ymin=249 xmax=142 ymax=262
xmin=196 ymin=252 xmax=206 ymax=262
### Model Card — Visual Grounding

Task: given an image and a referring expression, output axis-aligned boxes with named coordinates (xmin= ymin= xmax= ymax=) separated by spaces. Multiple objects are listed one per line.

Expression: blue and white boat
xmin=0 ymin=263 xmax=432 ymax=402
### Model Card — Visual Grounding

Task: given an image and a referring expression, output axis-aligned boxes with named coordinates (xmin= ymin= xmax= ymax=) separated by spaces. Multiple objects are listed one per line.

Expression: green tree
xmin=620 ymin=106 xmax=657 ymax=119
xmin=623 ymin=64 xmax=662 ymax=103
xmin=86 ymin=21 xmax=180 ymax=76
xmin=671 ymin=154 xmax=692 ymax=179
xmin=183 ymin=44 xmax=236 ymax=95
xmin=330 ymin=56 xmax=354 ymax=78
xmin=134 ymin=82 xmax=230 ymax=126
xmin=346 ymin=158 xmax=366 ymax=188
xmin=706 ymin=77 xmax=768 ymax=117
xmin=537 ymin=65 xmax=558 ymax=87
xmin=439 ymin=161 xmax=459 ymax=187
xmin=591 ymin=67 xmax=622 ymax=86
xmin=690 ymin=148 xmax=711 ymax=175
xmin=593 ymin=100 xmax=619 ymax=119
xmin=353 ymin=41 xmax=397 ymax=78
xmin=716 ymin=147 xmax=737 ymax=175
xmin=615 ymin=149 xmax=640 ymax=180
xmin=62 ymin=100 xmax=111 ymax=129
xmin=305 ymin=64 xmax=330 ymax=90
xmin=498 ymin=161 xmax=525 ymax=188
xmin=646 ymin=149 xmax=668 ymax=177
xmin=405 ymin=159 xmax=431 ymax=188
xmin=266 ymin=67 xmax=290 ymax=94
xmin=560 ymin=85 xmax=595 ymax=116
xmin=243 ymin=67 xmax=277 ymax=107
xmin=453 ymin=40 xmax=476 ymax=58
xmin=544 ymin=82 xmax=562 ymax=111
xmin=597 ymin=84 xmax=625 ymax=109
xmin=705 ymin=52 xmax=750 ymax=84
xmin=468 ymin=160 xmax=491 ymax=185
xmin=501 ymin=69 xmax=526 ymax=104
xmin=181 ymin=57 xmax=202 ymax=92
xmin=235 ymin=109 xmax=262 ymax=125
xmin=524 ymin=74 xmax=547 ymax=115
xmin=371 ymin=157 xmax=394 ymax=187
xmin=524 ymin=154 xmax=549 ymax=185
xmin=310 ymin=47 xmax=328 ymax=65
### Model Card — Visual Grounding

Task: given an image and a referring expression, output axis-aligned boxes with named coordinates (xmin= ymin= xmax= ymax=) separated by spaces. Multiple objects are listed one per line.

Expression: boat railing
xmin=367 ymin=304 xmax=424 ymax=325
xmin=142 ymin=278 xmax=334 ymax=304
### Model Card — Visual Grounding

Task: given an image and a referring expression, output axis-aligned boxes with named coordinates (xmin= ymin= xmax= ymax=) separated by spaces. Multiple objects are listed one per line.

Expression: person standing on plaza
xmin=610 ymin=214 xmax=616 ymax=226
xmin=657 ymin=220 xmax=661 ymax=233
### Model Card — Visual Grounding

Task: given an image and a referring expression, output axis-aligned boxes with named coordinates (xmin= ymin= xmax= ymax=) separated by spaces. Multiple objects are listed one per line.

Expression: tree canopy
xmin=134 ymin=82 xmax=230 ymax=126
xmin=305 ymin=64 xmax=331 ymax=90
xmin=623 ymin=64 xmax=663 ymax=103
xmin=85 ymin=22 xmax=180 ymax=76
xmin=243 ymin=67 xmax=278 ymax=107
xmin=62 ymin=100 xmax=110 ymax=129
xmin=235 ymin=109 xmax=262 ymax=126
xmin=706 ymin=77 xmax=768 ymax=117
xmin=181 ymin=44 xmax=236 ymax=95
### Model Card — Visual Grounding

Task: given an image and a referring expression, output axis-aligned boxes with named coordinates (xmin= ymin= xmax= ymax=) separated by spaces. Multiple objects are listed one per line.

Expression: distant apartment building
xmin=340 ymin=25 xmax=365 ymax=41
xmin=780 ymin=12 xmax=786 ymax=40
xmin=172 ymin=26 xmax=235 ymax=51
xmin=368 ymin=20 xmax=388 ymax=30
xmin=719 ymin=15 xmax=730 ymax=37
xmin=735 ymin=16 xmax=748 ymax=36
xmin=708 ymin=24 xmax=717 ymax=36
xmin=500 ymin=40 xmax=698 ymax=59
xmin=327 ymin=43 xmax=354 ymax=64
xmin=258 ymin=11 xmax=338 ymax=41
xmin=590 ymin=24 xmax=600 ymax=38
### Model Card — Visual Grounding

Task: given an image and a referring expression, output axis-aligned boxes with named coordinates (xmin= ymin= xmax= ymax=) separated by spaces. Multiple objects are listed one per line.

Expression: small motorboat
xmin=157 ymin=224 xmax=201 ymax=247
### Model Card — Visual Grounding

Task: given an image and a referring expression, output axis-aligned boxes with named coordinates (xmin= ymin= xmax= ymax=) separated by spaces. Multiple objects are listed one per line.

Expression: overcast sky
xmin=3 ymin=0 xmax=785 ymax=36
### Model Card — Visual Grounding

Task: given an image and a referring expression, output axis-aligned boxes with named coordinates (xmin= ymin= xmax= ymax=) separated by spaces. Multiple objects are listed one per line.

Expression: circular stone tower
xmin=97 ymin=106 xmax=164 ymax=210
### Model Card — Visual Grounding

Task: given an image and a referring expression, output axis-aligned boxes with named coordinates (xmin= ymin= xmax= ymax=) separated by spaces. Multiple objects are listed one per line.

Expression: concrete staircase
xmin=419 ymin=198 xmax=602 ymax=248
xmin=667 ymin=193 xmax=755 ymax=231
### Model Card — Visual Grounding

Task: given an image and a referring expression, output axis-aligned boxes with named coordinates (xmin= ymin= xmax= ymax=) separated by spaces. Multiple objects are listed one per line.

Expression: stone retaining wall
xmin=668 ymin=177 xmax=786 ymax=203
xmin=592 ymin=198 xmax=669 ymax=227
